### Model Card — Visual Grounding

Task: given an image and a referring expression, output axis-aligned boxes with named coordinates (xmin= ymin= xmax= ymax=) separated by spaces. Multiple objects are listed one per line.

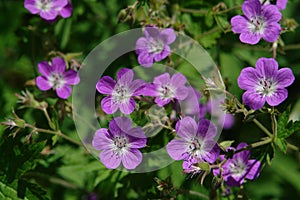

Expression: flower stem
xmin=253 ymin=119 xmax=273 ymax=138
xmin=287 ymin=142 xmax=299 ymax=151
xmin=234 ymin=138 xmax=273 ymax=154
xmin=271 ymin=107 xmax=277 ymax=140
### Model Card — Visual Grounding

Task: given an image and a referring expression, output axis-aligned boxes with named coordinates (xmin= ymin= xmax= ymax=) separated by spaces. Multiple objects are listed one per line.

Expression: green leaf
xmin=0 ymin=181 xmax=29 ymax=200
xmin=275 ymin=138 xmax=287 ymax=153
xmin=277 ymin=107 xmax=300 ymax=139
xmin=219 ymin=140 xmax=235 ymax=151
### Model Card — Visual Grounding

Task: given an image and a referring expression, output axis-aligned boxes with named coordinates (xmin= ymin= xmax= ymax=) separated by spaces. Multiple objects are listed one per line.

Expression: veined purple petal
xmin=110 ymin=116 xmax=132 ymax=134
xmin=256 ymin=58 xmax=278 ymax=79
xmin=175 ymin=86 xmax=188 ymax=100
xmin=101 ymin=96 xmax=118 ymax=114
xmin=56 ymin=85 xmax=72 ymax=99
xmin=100 ymin=149 xmax=121 ymax=169
xmin=197 ymin=119 xmax=217 ymax=139
xmin=265 ymin=88 xmax=288 ymax=106
xmin=171 ymin=73 xmax=187 ymax=87
xmin=122 ymin=148 xmax=142 ymax=169
xmin=276 ymin=0 xmax=288 ymax=10
xmin=117 ymin=68 xmax=134 ymax=84
xmin=129 ymin=79 xmax=145 ymax=95
xmin=243 ymin=90 xmax=265 ymax=110
xmin=226 ymin=176 xmax=244 ymax=187
xmin=153 ymin=73 xmax=170 ymax=85
xmin=52 ymin=57 xmax=66 ymax=73
xmin=59 ymin=2 xmax=72 ymax=18
xmin=239 ymin=32 xmax=261 ymax=45
xmin=92 ymin=128 xmax=113 ymax=150
xmin=119 ymin=98 xmax=135 ymax=114
xmin=160 ymin=28 xmax=176 ymax=44
xmin=128 ymin=128 xmax=147 ymax=147
xmin=166 ymin=139 xmax=189 ymax=160
xmin=153 ymin=45 xmax=170 ymax=62
xmin=138 ymin=53 xmax=154 ymax=67
xmin=262 ymin=4 xmax=282 ymax=22
xmin=246 ymin=159 xmax=261 ymax=180
xmin=176 ymin=116 xmax=198 ymax=139
xmin=233 ymin=143 xmax=250 ymax=162
xmin=36 ymin=76 xmax=52 ymax=91
xmin=238 ymin=67 xmax=259 ymax=90
xmin=38 ymin=61 xmax=52 ymax=77
xmin=200 ymin=142 xmax=219 ymax=163
xmin=242 ymin=0 xmax=261 ymax=19
xmin=277 ymin=68 xmax=295 ymax=87
xmin=64 ymin=70 xmax=80 ymax=85
xmin=52 ymin=0 xmax=68 ymax=8
xmin=154 ymin=97 xmax=171 ymax=107
xmin=40 ymin=10 xmax=58 ymax=20
xmin=144 ymin=26 xmax=160 ymax=38
xmin=142 ymin=84 xmax=158 ymax=96
xmin=262 ymin=22 xmax=281 ymax=43
xmin=136 ymin=37 xmax=148 ymax=53
xmin=24 ymin=0 xmax=40 ymax=14
xmin=231 ymin=15 xmax=248 ymax=34
xmin=96 ymin=76 xmax=116 ymax=94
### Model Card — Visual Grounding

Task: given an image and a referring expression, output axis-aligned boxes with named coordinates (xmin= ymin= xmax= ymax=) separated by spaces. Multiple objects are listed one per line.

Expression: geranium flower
xmin=166 ymin=117 xmax=219 ymax=164
xmin=238 ymin=57 xmax=294 ymax=110
xmin=96 ymin=68 xmax=145 ymax=114
xmin=260 ymin=0 xmax=288 ymax=10
xmin=143 ymin=73 xmax=188 ymax=107
xmin=92 ymin=117 xmax=147 ymax=169
xmin=213 ymin=143 xmax=261 ymax=187
xmin=136 ymin=26 xmax=176 ymax=67
xmin=231 ymin=0 xmax=282 ymax=44
xmin=36 ymin=57 xmax=80 ymax=99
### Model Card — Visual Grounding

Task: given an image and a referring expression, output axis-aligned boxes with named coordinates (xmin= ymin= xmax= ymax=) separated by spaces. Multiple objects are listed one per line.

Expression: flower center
xmin=158 ymin=84 xmax=175 ymax=100
xmin=114 ymin=136 xmax=128 ymax=149
xmin=256 ymin=78 xmax=277 ymax=97
xmin=48 ymin=72 xmax=65 ymax=89
xmin=187 ymin=138 xmax=202 ymax=158
xmin=148 ymin=38 xmax=164 ymax=54
xmin=248 ymin=16 xmax=267 ymax=34
xmin=229 ymin=159 xmax=247 ymax=177
xmin=36 ymin=0 xmax=52 ymax=11
xmin=112 ymin=85 xmax=131 ymax=103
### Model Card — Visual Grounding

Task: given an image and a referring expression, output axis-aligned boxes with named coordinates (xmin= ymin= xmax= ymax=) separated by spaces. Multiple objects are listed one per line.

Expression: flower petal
xmin=36 ymin=76 xmax=52 ymax=91
xmin=176 ymin=116 xmax=198 ymax=139
xmin=122 ymin=149 xmax=142 ymax=169
xmin=175 ymin=86 xmax=188 ymax=100
xmin=262 ymin=4 xmax=282 ymax=22
xmin=153 ymin=73 xmax=170 ymax=85
xmin=242 ymin=0 xmax=261 ymax=19
xmin=52 ymin=57 xmax=66 ymax=73
xmin=233 ymin=143 xmax=250 ymax=162
xmin=109 ymin=116 xmax=132 ymax=134
xmin=136 ymin=37 xmax=148 ymax=54
xmin=59 ymin=2 xmax=72 ymax=18
xmin=262 ymin=22 xmax=281 ymax=43
xmin=201 ymin=143 xmax=219 ymax=163
xmin=92 ymin=128 xmax=112 ymax=150
xmin=153 ymin=45 xmax=170 ymax=62
xmin=171 ymin=73 xmax=187 ymax=87
xmin=101 ymin=96 xmax=118 ymax=114
xmin=238 ymin=67 xmax=259 ymax=90
xmin=239 ymin=32 xmax=261 ymax=45
xmin=197 ymin=119 xmax=217 ymax=139
xmin=144 ymin=26 xmax=160 ymax=38
xmin=246 ymin=159 xmax=261 ymax=180
xmin=154 ymin=97 xmax=171 ymax=107
xmin=138 ymin=53 xmax=154 ymax=67
xmin=129 ymin=79 xmax=145 ymax=95
xmin=96 ymin=76 xmax=116 ymax=94
xmin=38 ymin=61 xmax=52 ymax=77
xmin=277 ymin=68 xmax=295 ymax=87
xmin=256 ymin=57 xmax=278 ymax=79
xmin=242 ymin=90 xmax=265 ymax=110
xmin=56 ymin=85 xmax=72 ymax=99
xmin=128 ymin=128 xmax=147 ymax=148
xmin=100 ymin=149 xmax=121 ymax=169
xmin=64 ymin=70 xmax=80 ymax=85
xmin=266 ymin=88 xmax=288 ymax=106
xmin=166 ymin=139 xmax=189 ymax=160
xmin=276 ymin=0 xmax=288 ymax=10
xmin=40 ymin=10 xmax=58 ymax=21
xmin=231 ymin=15 xmax=248 ymax=34
xmin=160 ymin=28 xmax=176 ymax=44
xmin=117 ymin=68 xmax=134 ymax=85
xmin=119 ymin=98 xmax=135 ymax=114
xmin=24 ymin=0 xmax=40 ymax=14
xmin=142 ymin=84 xmax=158 ymax=96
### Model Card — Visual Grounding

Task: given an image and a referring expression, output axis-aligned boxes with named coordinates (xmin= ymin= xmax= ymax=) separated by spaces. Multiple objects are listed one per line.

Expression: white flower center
xmin=256 ymin=78 xmax=277 ymax=97
xmin=112 ymin=85 xmax=131 ymax=103
xmin=48 ymin=72 xmax=65 ymax=89
xmin=187 ymin=138 xmax=203 ymax=158
xmin=112 ymin=135 xmax=129 ymax=157
xmin=229 ymin=159 xmax=247 ymax=177
xmin=36 ymin=0 xmax=52 ymax=11
xmin=158 ymin=84 xmax=175 ymax=100
xmin=148 ymin=38 xmax=164 ymax=54
xmin=248 ymin=16 xmax=267 ymax=34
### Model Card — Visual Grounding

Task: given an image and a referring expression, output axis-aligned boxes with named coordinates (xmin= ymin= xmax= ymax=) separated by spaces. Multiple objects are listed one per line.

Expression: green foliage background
xmin=0 ymin=0 xmax=299 ymax=199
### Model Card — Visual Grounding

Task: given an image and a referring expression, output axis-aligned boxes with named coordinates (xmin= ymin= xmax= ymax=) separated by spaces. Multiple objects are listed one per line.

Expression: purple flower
xmin=92 ymin=117 xmax=147 ymax=169
xmin=260 ymin=0 xmax=288 ymax=10
xmin=213 ymin=143 xmax=261 ymax=187
xmin=231 ymin=0 xmax=282 ymax=45
xmin=36 ymin=57 xmax=80 ymax=99
xmin=24 ymin=0 xmax=72 ymax=21
xmin=238 ymin=58 xmax=295 ymax=110
xmin=96 ymin=68 xmax=145 ymax=114
xmin=136 ymin=26 xmax=176 ymax=67
xmin=166 ymin=117 xmax=219 ymax=164
xmin=143 ymin=73 xmax=188 ymax=107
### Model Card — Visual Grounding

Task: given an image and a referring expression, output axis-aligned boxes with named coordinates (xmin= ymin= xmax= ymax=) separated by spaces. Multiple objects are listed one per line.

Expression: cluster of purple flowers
xmin=24 ymin=0 xmax=72 ymax=21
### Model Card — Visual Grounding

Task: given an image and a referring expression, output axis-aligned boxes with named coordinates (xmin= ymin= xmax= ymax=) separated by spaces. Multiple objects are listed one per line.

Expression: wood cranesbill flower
xmin=260 ymin=0 xmax=288 ymax=10
xmin=238 ymin=57 xmax=295 ymax=110
xmin=36 ymin=57 xmax=80 ymax=99
xmin=231 ymin=0 xmax=282 ymax=45
xmin=24 ymin=0 xmax=72 ymax=21
xmin=143 ymin=73 xmax=188 ymax=107
xmin=96 ymin=68 xmax=145 ymax=114
xmin=136 ymin=26 xmax=176 ymax=67
xmin=213 ymin=143 xmax=261 ymax=187
xmin=166 ymin=117 xmax=220 ymax=164
xmin=92 ymin=117 xmax=147 ymax=169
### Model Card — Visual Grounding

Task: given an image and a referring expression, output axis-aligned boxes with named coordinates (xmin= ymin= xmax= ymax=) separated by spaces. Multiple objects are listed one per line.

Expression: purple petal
xmin=246 ymin=159 xmax=261 ymax=180
xmin=160 ymin=28 xmax=176 ymax=44
xmin=242 ymin=0 xmax=261 ymax=19
xmin=197 ymin=119 xmax=217 ymax=139
xmin=59 ymin=2 xmax=72 ymax=18
xmin=176 ymin=116 xmax=198 ymax=139
xmin=129 ymin=79 xmax=145 ymax=95
xmin=24 ymin=0 xmax=40 ymax=14
xmin=40 ymin=10 xmax=59 ymax=20
xmin=100 ymin=149 xmax=121 ymax=169
xmin=238 ymin=67 xmax=259 ymax=90
xmin=154 ymin=97 xmax=171 ymax=107
xmin=101 ymin=96 xmax=118 ymax=114
xmin=242 ymin=90 xmax=265 ymax=110
xmin=265 ymin=88 xmax=288 ymax=106
xmin=128 ymin=128 xmax=147 ymax=148
xmin=226 ymin=176 xmax=243 ymax=187
xmin=201 ymin=143 xmax=219 ymax=163
xmin=52 ymin=0 xmax=68 ymax=8
xmin=142 ymin=84 xmax=158 ymax=96
xmin=122 ymin=149 xmax=142 ymax=169
xmin=119 ymin=98 xmax=135 ymax=114
xmin=171 ymin=73 xmax=187 ymax=87
xmin=166 ymin=139 xmax=189 ymax=160
xmin=239 ymin=32 xmax=261 ymax=45
xmin=144 ymin=26 xmax=160 ymax=38
xmin=276 ymin=0 xmax=287 ymax=10
xmin=56 ymin=85 xmax=72 ymax=99
xmin=64 ymin=70 xmax=80 ymax=85
xmin=92 ymin=128 xmax=112 ymax=150
xmin=220 ymin=114 xmax=235 ymax=130
xmin=138 ymin=53 xmax=154 ymax=68
xmin=153 ymin=73 xmax=170 ymax=85
xmin=277 ymin=68 xmax=295 ymax=87
xmin=262 ymin=5 xmax=282 ymax=22
xmin=38 ymin=61 xmax=52 ymax=77
xmin=136 ymin=37 xmax=148 ymax=53
xmin=231 ymin=15 xmax=248 ymax=34
xmin=96 ymin=76 xmax=116 ymax=94
xmin=36 ymin=76 xmax=52 ymax=91
xmin=175 ymin=86 xmax=188 ymax=100
xmin=110 ymin=116 xmax=132 ymax=134
xmin=52 ymin=57 xmax=66 ymax=73
xmin=262 ymin=22 xmax=281 ymax=43
xmin=153 ymin=45 xmax=170 ymax=62
xmin=256 ymin=58 xmax=278 ymax=79
xmin=233 ymin=143 xmax=250 ymax=162
xmin=117 ymin=68 xmax=134 ymax=84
